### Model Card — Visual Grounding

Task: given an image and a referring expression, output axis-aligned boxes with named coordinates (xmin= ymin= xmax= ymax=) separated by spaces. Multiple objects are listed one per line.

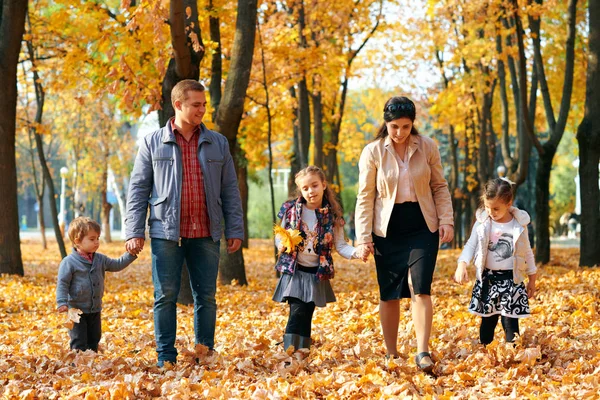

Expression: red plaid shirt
xmin=171 ymin=120 xmax=211 ymax=238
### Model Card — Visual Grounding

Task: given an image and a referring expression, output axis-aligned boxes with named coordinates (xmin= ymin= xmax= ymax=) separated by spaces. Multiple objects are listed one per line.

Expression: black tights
xmin=285 ymin=298 xmax=316 ymax=337
xmin=480 ymin=315 xmax=520 ymax=345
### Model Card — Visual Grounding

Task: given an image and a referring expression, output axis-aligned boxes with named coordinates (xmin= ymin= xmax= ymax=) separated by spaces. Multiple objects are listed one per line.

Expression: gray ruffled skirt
xmin=272 ymin=270 xmax=336 ymax=307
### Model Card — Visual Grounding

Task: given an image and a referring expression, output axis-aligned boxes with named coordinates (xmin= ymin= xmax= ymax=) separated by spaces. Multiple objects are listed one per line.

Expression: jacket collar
xmin=476 ymin=206 xmax=530 ymax=226
xmin=162 ymin=120 xmax=214 ymax=145
xmin=71 ymin=248 xmax=93 ymax=264
xmin=383 ymin=134 xmax=420 ymax=158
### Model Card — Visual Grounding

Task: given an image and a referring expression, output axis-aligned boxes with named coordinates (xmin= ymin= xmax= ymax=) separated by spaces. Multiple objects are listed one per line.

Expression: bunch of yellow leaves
xmin=273 ymin=225 xmax=303 ymax=254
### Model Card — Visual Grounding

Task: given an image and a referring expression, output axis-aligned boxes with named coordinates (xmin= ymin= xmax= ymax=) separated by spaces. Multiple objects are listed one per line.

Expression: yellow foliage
xmin=0 ymin=241 xmax=598 ymax=398
xmin=273 ymin=225 xmax=303 ymax=254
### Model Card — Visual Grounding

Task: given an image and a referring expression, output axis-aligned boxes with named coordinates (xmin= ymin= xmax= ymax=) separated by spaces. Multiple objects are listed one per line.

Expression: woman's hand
xmin=439 ymin=224 xmax=454 ymax=243
xmin=357 ymin=242 xmax=374 ymax=262
xmin=454 ymin=261 xmax=469 ymax=284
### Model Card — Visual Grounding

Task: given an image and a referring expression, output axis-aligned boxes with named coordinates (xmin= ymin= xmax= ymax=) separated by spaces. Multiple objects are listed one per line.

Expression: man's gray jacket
xmin=125 ymin=122 xmax=244 ymax=242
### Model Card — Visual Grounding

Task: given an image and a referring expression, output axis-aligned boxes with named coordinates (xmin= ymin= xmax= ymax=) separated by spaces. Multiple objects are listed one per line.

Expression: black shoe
xmin=157 ymin=360 xmax=176 ymax=368
xmin=415 ymin=352 xmax=435 ymax=374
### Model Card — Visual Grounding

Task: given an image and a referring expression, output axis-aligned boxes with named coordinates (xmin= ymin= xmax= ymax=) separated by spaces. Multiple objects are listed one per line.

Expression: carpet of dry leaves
xmin=1 ymin=239 xmax=598 ymax=399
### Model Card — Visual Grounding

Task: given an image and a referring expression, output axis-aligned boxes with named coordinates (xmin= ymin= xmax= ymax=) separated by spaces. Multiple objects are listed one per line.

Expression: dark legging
xmin=285 ymin=298 xmax=316 ymax=337
xmin=480 ymin=315 xmax=520 ymax=345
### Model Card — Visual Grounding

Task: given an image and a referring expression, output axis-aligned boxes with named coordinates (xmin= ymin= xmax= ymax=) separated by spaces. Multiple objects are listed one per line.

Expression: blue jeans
xmin=151 ymin=237 xmax=220 ymax=362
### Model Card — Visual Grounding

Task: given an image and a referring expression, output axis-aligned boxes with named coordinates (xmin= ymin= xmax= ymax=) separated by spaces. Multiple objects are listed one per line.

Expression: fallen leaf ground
xmin=1 ymin=240 xmax=598 ymax=399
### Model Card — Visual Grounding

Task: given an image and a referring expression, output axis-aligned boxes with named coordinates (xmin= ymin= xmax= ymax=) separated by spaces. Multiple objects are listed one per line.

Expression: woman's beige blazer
xmin=355 ymin=134 xmax=454 ymax=245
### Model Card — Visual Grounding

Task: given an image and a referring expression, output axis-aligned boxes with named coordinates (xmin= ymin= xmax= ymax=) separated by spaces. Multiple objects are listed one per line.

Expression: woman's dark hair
xmin=480 ymin=177 xmax=515 ymax=206
xmin=375 ymin=96 xmax=419 ymax=140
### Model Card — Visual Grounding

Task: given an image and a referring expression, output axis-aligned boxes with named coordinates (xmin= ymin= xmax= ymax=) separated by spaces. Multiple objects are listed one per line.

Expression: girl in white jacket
xmin=454 ymin=178 xmax=537 ymax=345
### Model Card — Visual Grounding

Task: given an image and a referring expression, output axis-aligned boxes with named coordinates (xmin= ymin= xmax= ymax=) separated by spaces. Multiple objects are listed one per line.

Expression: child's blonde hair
xmin=294 ymin=165 xmax=345 ymax=227
xmin=68 ymin=217 xmax=101 ymax=246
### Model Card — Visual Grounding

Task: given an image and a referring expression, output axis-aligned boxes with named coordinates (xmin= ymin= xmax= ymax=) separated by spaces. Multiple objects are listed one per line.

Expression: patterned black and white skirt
xmin=468 ymin=269 xmax=531 ymax=318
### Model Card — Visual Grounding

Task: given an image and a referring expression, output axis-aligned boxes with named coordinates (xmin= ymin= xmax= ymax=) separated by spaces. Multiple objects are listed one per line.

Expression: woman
xmin=355 ymin=96 xmax=453 ymax=373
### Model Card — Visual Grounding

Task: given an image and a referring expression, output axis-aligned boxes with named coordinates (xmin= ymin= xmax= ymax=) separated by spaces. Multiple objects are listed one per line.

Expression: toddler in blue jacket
xmin=56 ymin=217 xmax=137 ymax=352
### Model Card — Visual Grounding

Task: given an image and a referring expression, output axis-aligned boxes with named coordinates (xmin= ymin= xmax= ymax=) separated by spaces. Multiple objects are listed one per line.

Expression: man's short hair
xmin=171 ymin=80 xmax=205 ymax=108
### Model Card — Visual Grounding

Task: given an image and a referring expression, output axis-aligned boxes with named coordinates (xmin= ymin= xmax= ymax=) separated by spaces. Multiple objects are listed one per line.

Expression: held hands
xmin=454 ymin=261 xmax=469 ymax=284
xmin=125 ymin=238 xmax=145 ymax=256
xmin=357 ymin=242 xmax=374 ymax=262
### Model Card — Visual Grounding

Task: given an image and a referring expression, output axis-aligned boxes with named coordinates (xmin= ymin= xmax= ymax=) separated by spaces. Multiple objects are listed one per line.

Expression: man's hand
xmin=57 ymin=305 xmax=68 ymax=313
xmin=439 ymin=224 xmax=454 ymax=243
xmin=125 ymin=238 xmax=145 ymax=255
xmin=227 ymin=238 xmax=242 ymax=253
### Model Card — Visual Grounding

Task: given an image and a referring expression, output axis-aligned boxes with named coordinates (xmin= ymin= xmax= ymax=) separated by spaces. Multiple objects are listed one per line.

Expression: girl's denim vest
xmin=274 ymin=197 xmax=336 ymax=281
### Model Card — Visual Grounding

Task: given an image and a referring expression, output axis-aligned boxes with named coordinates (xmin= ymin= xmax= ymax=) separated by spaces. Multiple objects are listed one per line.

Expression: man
xmin=125 ymin=80 xmax=243 ymax=367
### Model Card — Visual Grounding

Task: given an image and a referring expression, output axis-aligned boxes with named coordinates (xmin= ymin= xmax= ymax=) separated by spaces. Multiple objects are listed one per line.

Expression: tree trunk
xmin=297 ymin=77 xmax=311 ymax=167
xmin=238 ymin=157 xmax=249 ymax=249
xmin=312 ymin=87 xmax=323 ymax=168
xmin=288 ymin=87 xmax=301 ymax=197
xmin=257 ymin=21 xmax=277 ymax=262
xmin=530 ymin=0 xmax=578 ymax=263
xmin=0 ymin=0 xmax=27 ymax=275
xmin=158 ymin=0 xmax=204 ymax=127
xmin=577 ymin=0 xmax=600 ymax=267
xmin=295 ymin=0 xmax=311 ymax=168
xmin=322 ymin=0 xmax=382 ymax=187
xmin=534 ymin=153 xmax=553 ymax=263
xmin=208 ymin=0 xmax=221 ymax=122
xmin=25 ymin=32 xmax=67 ymax=258
xmin=101 ymin=180 xmax=113 ymax=243
xmin=477 ymin=88 xmax=494 ymax=185
xmin=37 ymin=194 xmax=47 ymax=250
xmin=214 ymin=0 xmax=258 ymax=286
xmin=25 ymin=103 xmax=47 ymax=250
xmin=35 ymin=130 xmax=67 ymax=258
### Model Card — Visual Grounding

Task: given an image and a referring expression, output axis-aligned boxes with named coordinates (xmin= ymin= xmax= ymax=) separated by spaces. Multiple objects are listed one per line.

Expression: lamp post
xmin=59 ymin=166 xmax=68 ymax=236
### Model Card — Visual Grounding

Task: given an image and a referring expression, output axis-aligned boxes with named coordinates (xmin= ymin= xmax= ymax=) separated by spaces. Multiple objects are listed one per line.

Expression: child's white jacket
xmin=458 ymin=207 xmax=537 ymax=284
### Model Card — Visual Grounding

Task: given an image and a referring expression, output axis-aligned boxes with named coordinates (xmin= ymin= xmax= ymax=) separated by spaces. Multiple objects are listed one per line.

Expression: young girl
xmin=272 ymin=166 xmax=361 ymax=352
xmin=454 ymin=178 xmax=537 ymax=345
xmin=56 ymin=217 xmax=137 ymax=352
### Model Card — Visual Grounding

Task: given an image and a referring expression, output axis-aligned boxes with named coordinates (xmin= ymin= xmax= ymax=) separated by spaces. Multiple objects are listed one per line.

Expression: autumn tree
xmin=21 ymin=10 xmax=68 ymax=258
xmin=158 ymin=0 xmax=204 ymax=126
xmin=213 ymin=0 xmax=258 ymax=286
xmin=577 ymin=0 xmax=600 ymax=267
xmin=0 ymin=0 xmax=28 ymax=275
xmin=525 ymin=0 xmax=580 ymax=264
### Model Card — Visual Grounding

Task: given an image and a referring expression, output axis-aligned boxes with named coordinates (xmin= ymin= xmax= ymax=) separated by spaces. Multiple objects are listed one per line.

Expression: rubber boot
xmin=298 ymin=336 xmax=312 ymax=349
xmin=283 ymin=333 xmax=302 ymax=351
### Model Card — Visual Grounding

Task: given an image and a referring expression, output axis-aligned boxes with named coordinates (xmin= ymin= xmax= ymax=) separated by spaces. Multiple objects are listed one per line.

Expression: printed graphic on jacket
xmin=301 ymin=221 xmax=317 ymax=253
xmin=486 ymin=220 xmax=517 ymax=270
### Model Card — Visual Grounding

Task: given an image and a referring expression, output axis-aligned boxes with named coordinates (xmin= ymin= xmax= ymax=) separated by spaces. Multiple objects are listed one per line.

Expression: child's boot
xmin=298 ymin=336 xmax=311 ymax=349
xmin=283 ymin=333 xmax=302 ymax=351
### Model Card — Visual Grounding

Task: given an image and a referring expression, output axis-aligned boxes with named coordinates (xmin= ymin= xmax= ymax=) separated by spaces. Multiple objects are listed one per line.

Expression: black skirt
xmin=373 ymin=202 xmax=439 ymax=300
